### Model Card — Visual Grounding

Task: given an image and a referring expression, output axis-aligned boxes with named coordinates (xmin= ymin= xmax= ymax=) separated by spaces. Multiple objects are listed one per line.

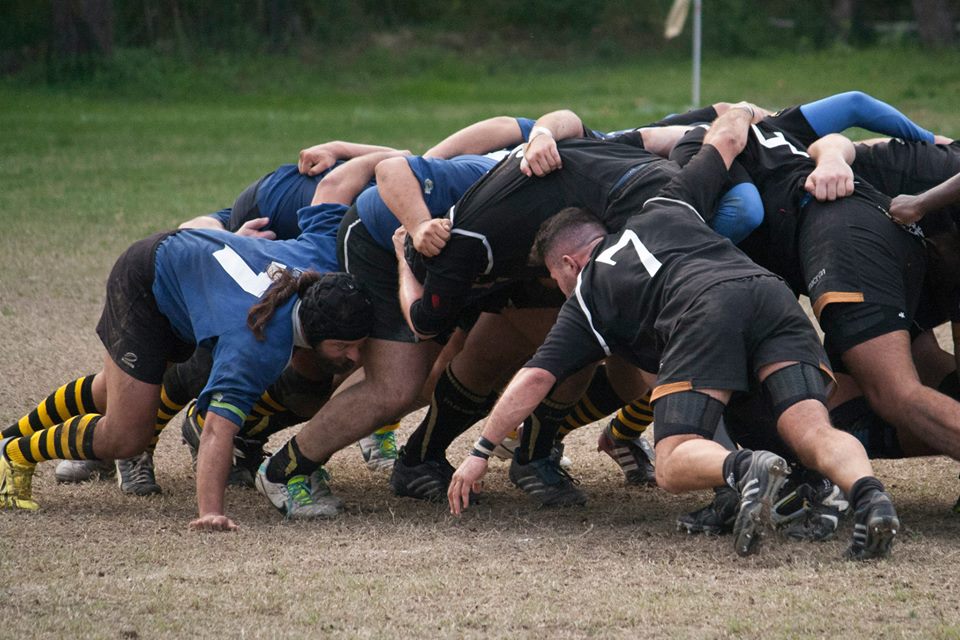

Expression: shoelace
xmin=286 ymin=475 xmax=315 ymax=505
xmin=372 ymin=432 xmax=398 ymax=459
xmin=126 ymin=455 xmax=156 ymax=487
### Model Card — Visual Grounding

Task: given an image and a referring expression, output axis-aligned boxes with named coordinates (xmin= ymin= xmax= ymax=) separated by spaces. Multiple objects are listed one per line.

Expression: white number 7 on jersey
xmin=595 ymin=229 xmax=662 ymax=277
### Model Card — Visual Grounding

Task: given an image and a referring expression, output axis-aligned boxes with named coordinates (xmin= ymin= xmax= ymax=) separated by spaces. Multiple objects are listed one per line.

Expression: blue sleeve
xmin=800 ymin=91 xmax=934 ymax=142
xmin=515 ymin=117 xmax=536 ymax=142
xmin=208 ymin=208 xmax=231 ymax=227
xmin=708 ymin=182 xmax=765 ymax=244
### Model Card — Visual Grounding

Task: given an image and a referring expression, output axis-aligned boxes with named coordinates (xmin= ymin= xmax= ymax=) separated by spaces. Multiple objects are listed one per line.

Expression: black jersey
xmin=527 ymin=145 xmax=770 ymax=381
xmin=408 ymin=135 xmax=681 ymax=335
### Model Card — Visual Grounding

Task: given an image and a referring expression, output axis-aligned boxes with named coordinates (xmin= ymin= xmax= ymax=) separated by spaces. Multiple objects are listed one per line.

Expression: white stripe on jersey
xmin=642 ymin=196 xmax=705 ymax=222
xmin=342 ymin=218 xmax=363 ymax=274
xmin=450 ymin=228 xmax=495 ymax=275
xmin=213 ymin=246 xmax=274 ymax=297
xmin=574 ymin=270 xmax=611 ymax=356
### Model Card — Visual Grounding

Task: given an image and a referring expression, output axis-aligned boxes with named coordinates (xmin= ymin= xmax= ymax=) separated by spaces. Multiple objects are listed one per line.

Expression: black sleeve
xmin=764 ymin=105 xmax=819 ymax=147
xmin=602 ymin=130 xmax=646 ymax=149
xmin=647 ymin=105 xmax=719 ymax=127
xmin=656 ymin=144 xmax=731 ymax=221
xmin=526 ymin=298 xmax=608 ymax=381
xmin=668 ymin=126 xmax=707 ymax=166
xmin=409 ymin=235 xmax=484 ymax=336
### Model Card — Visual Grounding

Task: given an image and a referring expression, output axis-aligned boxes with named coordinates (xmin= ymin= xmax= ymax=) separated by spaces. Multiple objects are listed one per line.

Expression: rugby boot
xmin=116 ymin=451 xmax=162 ymax=496
xmin=597 ymin=423 xmax=656 ymax=486
xmin=509 ymin=454 xmax=587 ymax=508
xmin=55 ymin=459 xmax=115 ymax=483
xmin=774 ymin=470 xmax=849 ymax=542
xmin=844 ymin=490 xmax=899 ymax=561
xmin=256 ymin=461 xmax=342 ymax=519
xmin=390 ymin=448 xmax=455 ymax=502
xmin=677 ymin=485 xmax=739 ymax=535
xmin=732 ymin=451 xmax=790 ymax=557
xmin=0 ymin=439 xmax=39 ymax=511
xmin=358 ymin=429 xmax=399 ymax=472
xmin=309 ymin=465 xmax=344 ymax=510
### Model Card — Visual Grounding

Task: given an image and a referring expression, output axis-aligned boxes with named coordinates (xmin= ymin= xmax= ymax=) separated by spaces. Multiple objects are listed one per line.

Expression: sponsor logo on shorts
xmin=807 ymin=268 xmax=826 ymax=291
xmin=121 ymin=352 xmax=138 ymax=369
xmin=898 ymin=311 xmax=906 ymax=319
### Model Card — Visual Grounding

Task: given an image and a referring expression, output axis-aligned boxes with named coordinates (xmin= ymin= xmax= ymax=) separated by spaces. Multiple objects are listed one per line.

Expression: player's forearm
xmin=376 ymin=157 xmax=433 ymax=231
xmin=702 ymin=105 xmax=756 ymax=168
xmin=912 ymin=172 xmax=960 ymax=215
xmin=808 ymin=134 xmax=856 ymax=167
xmin=195 ymin=412 xmax=240 ymax=518
xmin=313 ymin=150 xmax=407 ymax=205
xmin=479 ymin=367 xmax=557 ymax=445
xmin=638 ymin=125 xmax=693 ymax=158
xmin=179 ymin=215 xmax=226 ymax=231
xmin=531 ymin=109 xmax=585 ymax=142
xmin=324 ymin=140 xmax=398 ymax=160
xmin=425 ymin=116 xmax=523 ymax=158
xmin=396 ymin=256 xmax=433 ymax=340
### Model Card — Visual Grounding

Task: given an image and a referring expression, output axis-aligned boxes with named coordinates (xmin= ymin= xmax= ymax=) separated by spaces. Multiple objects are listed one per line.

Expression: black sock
xmin=722 ymin=449 xmax=753 ymax=489
xmin=517 ymin=397 xmax=575 ymax=464
xmin=402 ymin=365 xmax=494 ymax=465
xmin=849 ymin=476 xmax=885 ymax=510
xmin=266 ymin=436 xmax=320 ymax=483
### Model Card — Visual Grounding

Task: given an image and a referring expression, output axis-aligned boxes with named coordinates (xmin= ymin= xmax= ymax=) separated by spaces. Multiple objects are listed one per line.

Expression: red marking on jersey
xmin=431 ymin=294 xmax=442 ymax=309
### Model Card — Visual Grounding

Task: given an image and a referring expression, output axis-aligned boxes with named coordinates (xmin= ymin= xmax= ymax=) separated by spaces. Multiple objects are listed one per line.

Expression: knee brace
xmin=762 ymin=363 xmax=827 ymax=421
xmin=653 ymin=391 xmax=725 ymax=445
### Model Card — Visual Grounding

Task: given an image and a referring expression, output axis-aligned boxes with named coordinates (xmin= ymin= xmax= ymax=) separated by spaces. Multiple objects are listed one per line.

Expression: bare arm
xmin=447 ymin=366 xmax=557 ymax=515
xmin=392 ymin=227 xmax=435 ymax=341
xmin=890 ymin=170 xmax=960 ymax=225
xmin=298 ymin=140 xmax=399 ymax=176
xmin=377 ymin=156 xmax=451 ymax=256
xmin=190 ymin=412 xmax=241 ymax=531
xmin=701 ymin=102 xmax=762 ymax=168
xmin=312 ymin=149 xmax=409 ymax=206
xmin=805 ymin=134 xmax=857 ymax=201
xmin=520 ymin=109 xmax=586 ymax=177
xmin=637 ymin=125 xmax=694 ymax=158
xmin=425 ymin=116 xmax=525 ymax=159
xmin=179 ymin=215 xmax=226 ymax=231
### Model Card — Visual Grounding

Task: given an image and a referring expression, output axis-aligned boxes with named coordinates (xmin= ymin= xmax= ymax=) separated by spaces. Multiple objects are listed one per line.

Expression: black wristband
xmin=472 ymin=436 xmax=496 ymax=459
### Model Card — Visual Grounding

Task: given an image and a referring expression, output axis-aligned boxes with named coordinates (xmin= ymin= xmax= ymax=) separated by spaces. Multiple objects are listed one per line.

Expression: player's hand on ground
xmin=448 ymin=455 xmax=487 ymax=516
xmin=189 ymin=514 xmax=239 ymax=532
xmin=235 ymin=216 xmax=277 ymax=240
xmin=889 ymin=193 xmax=925 ymax=225
xmin=412 ymin=219 xmax=451 ymax=257
xmin=805 ymin=157 xmax=854 ymax=202
xmin=521 ymin=133 xmax=561 ymax=177
xmin=298 ymin=144 xmax=337 ymax=176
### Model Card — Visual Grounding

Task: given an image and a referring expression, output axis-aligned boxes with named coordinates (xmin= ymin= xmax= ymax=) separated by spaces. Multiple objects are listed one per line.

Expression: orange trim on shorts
xmin=650 ymin=381 xmax=693 ymax=403
xmin=812 ymin=291 xmax=864 ymax=320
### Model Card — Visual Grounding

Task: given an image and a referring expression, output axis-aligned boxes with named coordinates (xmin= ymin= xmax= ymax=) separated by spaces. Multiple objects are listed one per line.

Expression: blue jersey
xmin=152 ymin=202 xmax=345 ymax=426
xmin=205 ymin=162 xmax=374 ymax=241
xmin=354 ymin=117 xmax=536 ymax=250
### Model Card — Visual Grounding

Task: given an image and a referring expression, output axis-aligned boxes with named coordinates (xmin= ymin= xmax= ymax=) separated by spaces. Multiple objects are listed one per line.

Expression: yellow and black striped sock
xmin=243 ymin=389 xmax=286 ymax=438
xmin=557 ymin=365 xmax=630 ymax=441
xmin=146 ymin=384 xmax=189 ymax=455
xmin=609 ymin=391 xmax=654 ymax=441
xmin=1 ymin=374 xmax=97 ymax=440
xmin=3 ymin=414 xmax=101 ymax=465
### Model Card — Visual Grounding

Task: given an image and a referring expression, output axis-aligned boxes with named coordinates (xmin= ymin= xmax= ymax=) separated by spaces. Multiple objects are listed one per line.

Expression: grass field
xmin=2 ymin=45 xmax=960 ymax=638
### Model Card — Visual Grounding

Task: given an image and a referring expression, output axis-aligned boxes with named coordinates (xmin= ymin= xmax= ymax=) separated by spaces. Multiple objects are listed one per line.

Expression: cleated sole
xmin=733 ymin=457 xmax=790 ymax=557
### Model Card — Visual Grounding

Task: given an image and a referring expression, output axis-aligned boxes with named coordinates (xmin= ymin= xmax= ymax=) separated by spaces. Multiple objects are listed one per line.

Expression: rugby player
xmin=0 ymin=152 xmax=408 ymax=527
xmin=448 ymin=105 xmax=900 ymax=560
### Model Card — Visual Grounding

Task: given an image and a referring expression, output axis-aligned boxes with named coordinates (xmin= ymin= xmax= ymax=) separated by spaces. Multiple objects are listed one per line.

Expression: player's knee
xmin=762 ymin=363 xmax=828 ymax=421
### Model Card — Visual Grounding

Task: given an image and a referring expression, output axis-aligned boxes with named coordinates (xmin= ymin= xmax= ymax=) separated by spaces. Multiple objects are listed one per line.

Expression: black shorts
xmin=227 ymin=172 xmax=270 ymax=231
xmin=798 ymin=193 xmax=925 ymax=363
xmin=96 ymin=231 xmax=195 ymax=384
xmin=337 ymin=206 xmax=416 ymax=343
xmin=652 ymin=275 xmax=832 ymax=404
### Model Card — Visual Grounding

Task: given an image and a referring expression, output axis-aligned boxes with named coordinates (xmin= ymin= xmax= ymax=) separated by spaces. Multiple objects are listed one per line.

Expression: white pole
xmin=692 ymin=0 xmax=702 ymax=107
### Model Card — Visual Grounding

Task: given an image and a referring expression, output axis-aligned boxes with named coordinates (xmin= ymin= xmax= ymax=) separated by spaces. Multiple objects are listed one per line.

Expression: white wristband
xmin=529 ymin=126 xmax=554 ymax=142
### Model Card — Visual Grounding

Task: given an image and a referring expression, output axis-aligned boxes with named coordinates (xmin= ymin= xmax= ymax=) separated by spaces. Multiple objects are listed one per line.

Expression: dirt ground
xmin=1 ymin=251 xmax=960 ymax=639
